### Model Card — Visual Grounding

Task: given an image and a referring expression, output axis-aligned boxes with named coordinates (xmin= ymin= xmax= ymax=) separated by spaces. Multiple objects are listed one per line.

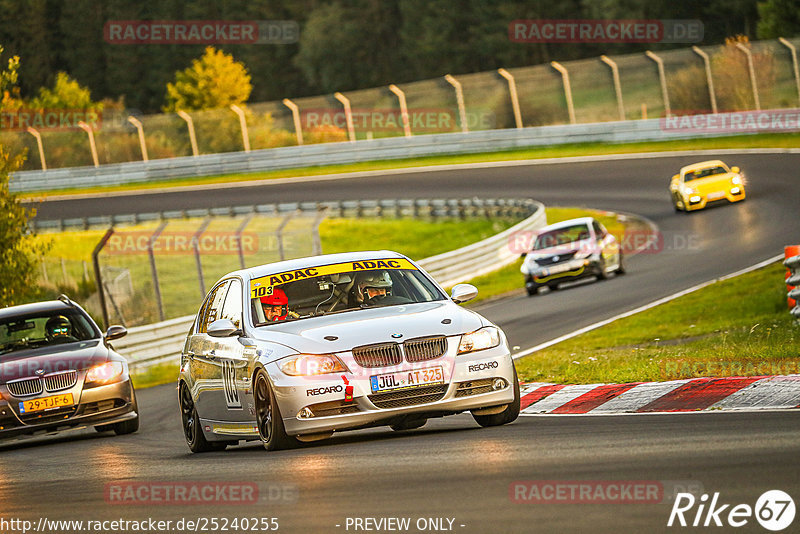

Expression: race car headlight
xmin=683 ymin=186 xmax=697 ymax=195
xmin=85 ymin=361 xmax=124 ymax=385
xmin=731 ymin=175 xmax=742 ymax=185
xmin=280 ymin=354 xmax=348 ymax=376
xmin=458 ymin=327 xmax=501 ymax=354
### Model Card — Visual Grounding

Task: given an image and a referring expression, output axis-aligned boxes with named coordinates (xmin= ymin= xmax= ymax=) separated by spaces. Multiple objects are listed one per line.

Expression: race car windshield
xmin=684 ymin=166 xmax=728 ymax=181
xmin=0 ymin=310 xmax=99 ymax=358
xmin=533 ymin=224 xmax=591 ymax=250
xmin=250 ymin=263 xmax=446 ymax=327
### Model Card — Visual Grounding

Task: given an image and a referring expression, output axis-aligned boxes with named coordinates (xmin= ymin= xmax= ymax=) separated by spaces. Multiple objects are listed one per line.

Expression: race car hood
xmin=0 ymin=340 xmax=109 ymax=382
xmin=682 ymin=173 xmax=738 ymax=194
xmin=250 ymin=301 xmax=485 ymax=355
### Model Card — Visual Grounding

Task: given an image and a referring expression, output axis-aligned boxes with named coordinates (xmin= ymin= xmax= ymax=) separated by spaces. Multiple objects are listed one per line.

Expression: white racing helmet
xmin=355 ymin=271 xmax=393 ymax=302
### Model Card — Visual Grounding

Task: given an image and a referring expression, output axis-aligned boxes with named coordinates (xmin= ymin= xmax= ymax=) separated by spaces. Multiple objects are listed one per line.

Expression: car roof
xmin=218 ymin=250 xmax=409 ymax=283
xmin=680 ymin=160 xmax=728 ymax=176
xmin=0 ymin=300 xmax=76 ymax=321
xmin=538 ymin=216 xmax=596 ymax=232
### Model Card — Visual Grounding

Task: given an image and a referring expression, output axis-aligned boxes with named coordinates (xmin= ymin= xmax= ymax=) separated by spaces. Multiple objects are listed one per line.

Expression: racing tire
xmin=616 ymin=252 xmax=626 ymax=275
xmin=547 ymin=283 xmax=559 ymax=291
xmin=180 ymin=382 xmax=226 ymax=453
xmin=254 ymin=369 xmax=300 ymax=452
xmin=471 ymin=368 xmax=520 ymax=428
xmin=390 ymin=418 xmax=428 ymax=431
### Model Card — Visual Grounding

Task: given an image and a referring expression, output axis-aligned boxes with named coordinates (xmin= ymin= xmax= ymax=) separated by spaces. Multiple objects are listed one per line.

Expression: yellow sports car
xmin=669 ymin=160 xmax=746 ymax=212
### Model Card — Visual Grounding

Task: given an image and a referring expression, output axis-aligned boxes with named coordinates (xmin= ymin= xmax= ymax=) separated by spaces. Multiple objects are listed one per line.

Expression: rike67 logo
xmin=668 ymin=490 xmax=795 ymax=531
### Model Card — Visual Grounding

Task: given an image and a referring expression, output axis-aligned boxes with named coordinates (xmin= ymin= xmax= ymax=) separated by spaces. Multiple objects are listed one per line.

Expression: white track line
xmin=512 ymin=254 xmax=784 ymax=360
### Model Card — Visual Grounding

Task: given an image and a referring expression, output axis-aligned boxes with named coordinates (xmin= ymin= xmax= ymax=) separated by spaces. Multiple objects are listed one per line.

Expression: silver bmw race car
xmin=178 ymin=251 xmax=520 ymax=452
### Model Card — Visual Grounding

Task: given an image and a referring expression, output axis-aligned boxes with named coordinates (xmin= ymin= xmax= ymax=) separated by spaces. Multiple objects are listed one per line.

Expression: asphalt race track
xmin=7 ymin=152 xmax=800 ymax=533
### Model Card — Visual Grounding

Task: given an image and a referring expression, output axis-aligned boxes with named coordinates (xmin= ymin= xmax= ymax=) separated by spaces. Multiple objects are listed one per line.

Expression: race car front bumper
xmin=267 ymin=342 xmax=517 ymax=437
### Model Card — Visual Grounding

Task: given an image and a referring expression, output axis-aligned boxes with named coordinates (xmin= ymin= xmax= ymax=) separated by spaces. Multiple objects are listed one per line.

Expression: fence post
xmin=692 ymin=46 xmax=718 ymax=114
xmin=276 ymin=211 xmax=296 ymax=261
xmin=444 ymin=74 xmax=468 ymax=133
xmin=193 ymin=216 xmax=212 ymax=298
xmin=127 ymin=116 xmax=149 ymax=162
xmin=645 ymin=50 xmax=671 ymax=117
xmin=26 ymin=127 xmax=47 ymax=170
xmin=497 ymin=68 xmax=523 ymax=129
xmin=78 ymin=121 xmax=99 ymax=167
xmin=600 ymin=56 xmax=625 ymax=121
xmin=550 ymin=62 xmax=576 ymax=125
xmin=235 ymin=214 xmax=254 ymax=269
xmin=148 ymin=221 xmax=169 ymax=322
xmin=779 ymin=38 xmax=800 ymax=107
xmin=92 ymin=228 xmax=115 ymax=329
xmin=311 ymin=209 xmax=327 ymax=255
xmin=388 ymin=84 xmax=412 ymax=137
xmin=334 ymin=92 xmax=356 ymax=142
xmin=735 ymin=43 xmax=761 ymax=110
xmin=282 ymin=98 xmax=304 ymax=145
xmin=230 ymin=104 xmax=251 ymax=152
xmin=177 ymin=110 xmax=199 ymax=156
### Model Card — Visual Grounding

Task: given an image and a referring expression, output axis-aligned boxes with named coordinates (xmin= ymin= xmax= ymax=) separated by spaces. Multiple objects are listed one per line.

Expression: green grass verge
xmin=514 ymin=261 xmax=799 ymax=385
xmin=24 ymin=132 xmax=800 ymax=198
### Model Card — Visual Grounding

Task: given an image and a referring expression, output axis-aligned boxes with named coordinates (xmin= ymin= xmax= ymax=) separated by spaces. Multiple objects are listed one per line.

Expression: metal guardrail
xmin=786 ymin=254 xmax=800 ymax=319
xmin=32 ymin=197 xmax=537 ymax=231
xmin=11 ymin=115 xmax=739 ymax=193
xmin=119 ymin=199 xmax=545 ymax=371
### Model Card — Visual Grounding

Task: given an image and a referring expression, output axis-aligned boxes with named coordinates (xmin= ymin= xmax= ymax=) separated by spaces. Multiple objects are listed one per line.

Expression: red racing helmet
xmin=260 ymin=287 xmax=288 ymax=321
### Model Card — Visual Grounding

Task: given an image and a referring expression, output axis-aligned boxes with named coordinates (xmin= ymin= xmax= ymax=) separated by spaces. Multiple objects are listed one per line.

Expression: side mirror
xmin=105 ymin=325 xmax=127 ymax=341
xmin=730 ymin=166 xmax=740 ymax=173
xmin=208 ymin=319 xmax=241 ymax=337
xmin=520 ymin=252 xmax=527 ymax=258
xmin=451 ymin=283 xmax=478 ymax=304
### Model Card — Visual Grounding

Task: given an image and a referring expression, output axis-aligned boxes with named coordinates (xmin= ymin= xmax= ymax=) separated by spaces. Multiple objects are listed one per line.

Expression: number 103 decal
xmin=222 ymin=359 xmax=242 ymax=409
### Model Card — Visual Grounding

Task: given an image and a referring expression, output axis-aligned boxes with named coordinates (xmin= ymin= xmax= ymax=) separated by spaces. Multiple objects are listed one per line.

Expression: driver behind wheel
xmin=260 ymin=288 xmax=289 ymax=322
xmin=45 ymin=315 xmax=73 ymax=343
xmin=354 ymin=271 xmax=393 ymax=304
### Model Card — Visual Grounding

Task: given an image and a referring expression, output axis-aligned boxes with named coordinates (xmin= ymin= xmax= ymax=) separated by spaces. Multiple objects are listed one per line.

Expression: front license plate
xmin=19 ymin=393 xmax=74 ymax=414
xmin=707 ymin=191 xmax=725 ymax=200
xmin=370 ymin=367 xmax=444 ymax=393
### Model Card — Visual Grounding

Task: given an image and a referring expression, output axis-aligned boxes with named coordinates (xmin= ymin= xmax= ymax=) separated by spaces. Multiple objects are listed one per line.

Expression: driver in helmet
xmin=260 ymin=287 xmax=289 ymax=322
xmin=354 ymin=271 xmax=393 ymax=305
xmin=45 ymin=315 xmax=73 ymax=343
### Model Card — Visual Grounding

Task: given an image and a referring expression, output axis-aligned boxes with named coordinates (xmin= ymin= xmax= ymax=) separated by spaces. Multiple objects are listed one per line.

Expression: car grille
xmin=535 ymin=251 xmax=577 ymax=266
xmin=404 ymin=336 xmax=447 ymax=363
xmin=7 ymin=378 xmax=43 ymax=397
xmin=352 ymin=343 xmax=403 ymax=368
xmin=368 ymin=384 xmax=448 ymax=409
xmin=455 ymin=378 xmax=495 ymax=397
xmin=44 ymin=370 xmax=77 ymax=392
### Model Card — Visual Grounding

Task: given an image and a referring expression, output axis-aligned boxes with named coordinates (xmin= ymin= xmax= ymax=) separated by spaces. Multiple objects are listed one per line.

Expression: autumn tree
xmin=0 ymin=46 xmax=48 ymax=306
xmin=163 ymin=47 xmax=252 ymax=112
